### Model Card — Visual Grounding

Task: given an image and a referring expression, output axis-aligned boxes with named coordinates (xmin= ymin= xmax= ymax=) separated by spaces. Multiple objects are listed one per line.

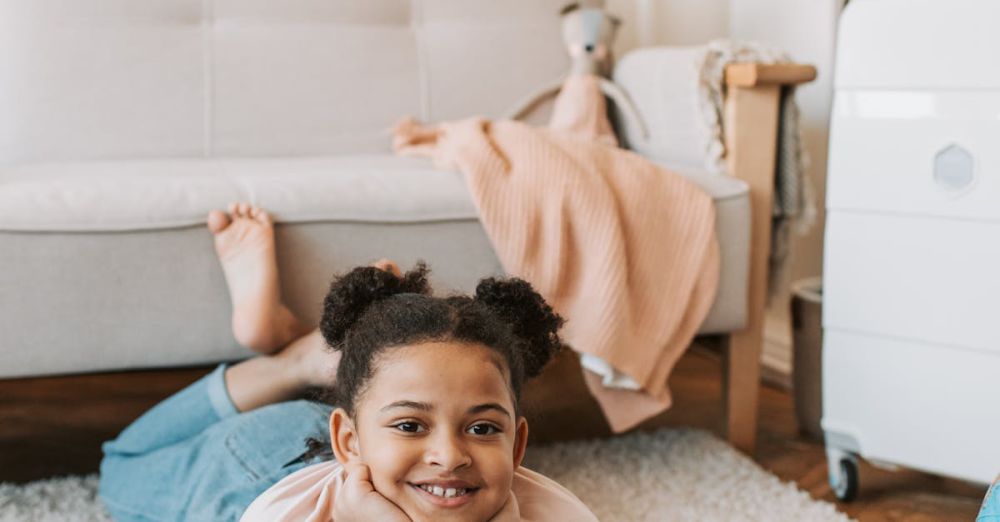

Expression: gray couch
xmin=0 ymin=0 xmax=813 ymax=454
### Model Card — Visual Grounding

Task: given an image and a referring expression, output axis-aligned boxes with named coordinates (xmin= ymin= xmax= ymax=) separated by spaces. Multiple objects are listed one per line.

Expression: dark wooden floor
xmin=0 ymin=345 xmax=987 ymax=520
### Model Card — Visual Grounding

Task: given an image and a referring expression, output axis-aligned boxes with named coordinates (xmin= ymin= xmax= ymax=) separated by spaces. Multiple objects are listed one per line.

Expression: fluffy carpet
xmin=0 ymin=428 xmax=851 ymax=521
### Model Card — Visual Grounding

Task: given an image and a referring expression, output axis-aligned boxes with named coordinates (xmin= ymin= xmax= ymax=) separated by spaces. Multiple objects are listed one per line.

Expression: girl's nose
xmin=424 ymin=433 xmax=472 ymax=470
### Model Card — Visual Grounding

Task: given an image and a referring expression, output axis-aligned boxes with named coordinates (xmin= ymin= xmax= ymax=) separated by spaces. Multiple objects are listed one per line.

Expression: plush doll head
xmin=560 ymin=2 xmax=622 ymax=77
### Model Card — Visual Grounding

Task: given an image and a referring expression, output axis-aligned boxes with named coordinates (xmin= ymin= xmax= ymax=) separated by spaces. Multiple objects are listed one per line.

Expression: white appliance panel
xmin=822 ymin=329 xmax=1000 ymax=484
xmin=835 ymin=0 xmax=1000 ymax=89
xmin=827 ymin=90 xmax=1000 ymax=220
xmin=824 ymin=211 xmax=1000 ymax=355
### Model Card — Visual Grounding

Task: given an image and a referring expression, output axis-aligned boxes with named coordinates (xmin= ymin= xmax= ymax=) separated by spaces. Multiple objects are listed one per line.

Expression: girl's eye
xmin=392 ymin=422 xmax=425 ymax=433
xmin=468 ymin=423 xmax=501 ymax=436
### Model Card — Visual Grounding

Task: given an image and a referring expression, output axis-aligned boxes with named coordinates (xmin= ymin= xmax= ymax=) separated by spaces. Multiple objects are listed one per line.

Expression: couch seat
xmin=0 ymin=155 xmax=750 ymax=378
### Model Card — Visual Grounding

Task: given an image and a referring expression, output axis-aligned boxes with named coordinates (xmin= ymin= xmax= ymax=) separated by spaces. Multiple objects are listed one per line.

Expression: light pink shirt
xmin=240 ymin=461 xmax=598 ymax=522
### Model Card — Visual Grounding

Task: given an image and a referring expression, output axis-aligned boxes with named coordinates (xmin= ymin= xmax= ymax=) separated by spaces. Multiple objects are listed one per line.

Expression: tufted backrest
xmin=0 ymin=0 xmax=570 ymax=166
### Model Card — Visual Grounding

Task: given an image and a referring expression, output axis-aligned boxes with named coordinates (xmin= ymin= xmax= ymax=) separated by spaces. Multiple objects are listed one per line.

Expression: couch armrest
xmin=724 ymin=63 xmax=817 ymax=88
xmin=722 ymin=62 xmax=816 ymax=455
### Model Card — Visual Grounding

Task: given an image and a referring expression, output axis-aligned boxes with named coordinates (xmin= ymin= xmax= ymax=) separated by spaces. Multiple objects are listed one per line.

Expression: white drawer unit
xmin=821 ymin=0 xmax=1000 ymax=501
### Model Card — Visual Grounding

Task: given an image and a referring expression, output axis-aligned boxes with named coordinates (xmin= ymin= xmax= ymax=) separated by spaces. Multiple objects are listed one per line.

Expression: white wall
xmin=608 ymin=0 xmax=730 ymax=51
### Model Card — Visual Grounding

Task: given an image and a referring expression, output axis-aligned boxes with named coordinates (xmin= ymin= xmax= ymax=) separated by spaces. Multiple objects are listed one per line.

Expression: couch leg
xmin=721 ymin=79 xmax=786 ymax=458
xmin=724 ymin=328 xmax=763 ymax=456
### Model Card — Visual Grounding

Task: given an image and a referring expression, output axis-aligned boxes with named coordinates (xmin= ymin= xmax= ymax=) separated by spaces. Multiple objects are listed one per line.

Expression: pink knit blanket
xmin=393 ymin=75 xmax=719 ymax=432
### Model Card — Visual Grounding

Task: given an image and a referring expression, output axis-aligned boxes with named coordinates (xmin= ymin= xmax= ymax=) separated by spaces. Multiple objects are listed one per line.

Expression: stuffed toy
xmin=508 ymin=2 xmax=648 ymax=141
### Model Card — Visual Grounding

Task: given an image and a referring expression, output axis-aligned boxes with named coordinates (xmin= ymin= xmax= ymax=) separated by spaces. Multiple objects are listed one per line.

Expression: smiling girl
xmin=243 ymin=263 xmax=597 ymax=521
xmin=98 ymin=204 xmax=597 ymax=521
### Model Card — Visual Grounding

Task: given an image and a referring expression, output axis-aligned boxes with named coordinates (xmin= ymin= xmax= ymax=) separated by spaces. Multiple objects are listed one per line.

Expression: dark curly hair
xmin=318 ymin=261 xmax=564 ymax=417
xmin=299 ymin=261 xmax=565 ymax=462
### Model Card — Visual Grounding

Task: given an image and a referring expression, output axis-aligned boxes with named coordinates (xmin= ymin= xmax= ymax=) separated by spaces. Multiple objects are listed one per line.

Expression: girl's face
xmin=330 ymin=341 xmax=528 ymax=522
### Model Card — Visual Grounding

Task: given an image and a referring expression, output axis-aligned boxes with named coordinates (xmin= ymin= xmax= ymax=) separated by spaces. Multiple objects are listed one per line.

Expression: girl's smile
xmin=331 ymin=341 xmax=529 ymax=522
xmin=410 ymin=480 xmax=479 ymax=508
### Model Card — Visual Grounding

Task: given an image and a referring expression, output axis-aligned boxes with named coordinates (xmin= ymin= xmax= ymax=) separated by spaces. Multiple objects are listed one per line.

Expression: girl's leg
xmin=99 ymin=337 xmax=336 ymax=522
xmin=209 ymin=201 xmax=401 ymax=355
xmin=101 ymin=328 xmax=337 ymax=459
xmin=104 ymin=200 xmax=402 ymax=452
xmin=99 ymin=204 xmax=399 ymax=519
xmin=224 ymin=328 xmax=337 ymax=412
xmin=211 ymin=203 xmax=399 ymax=410
xmin=100 ymin=364 xmax=237 ymax=457
xmin=101 ymin=399 xmax=332 ymax=522
xmin=102 ymin=203 xmax=326 ymax=454
xmin=109 ymin=202 xmax=397 ymax=444
xmin=208 ymin=203 xmax=311 ymax=353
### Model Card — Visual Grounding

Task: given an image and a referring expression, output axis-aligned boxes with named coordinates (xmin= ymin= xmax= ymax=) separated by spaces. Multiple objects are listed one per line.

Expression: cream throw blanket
xmin=393 ymin=75 xmax=719 ymax=432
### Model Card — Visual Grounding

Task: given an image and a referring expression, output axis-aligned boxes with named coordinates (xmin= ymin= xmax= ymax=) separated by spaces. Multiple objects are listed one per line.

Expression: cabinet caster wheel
xmin=831 ymin=457 xmax=859 ymax=502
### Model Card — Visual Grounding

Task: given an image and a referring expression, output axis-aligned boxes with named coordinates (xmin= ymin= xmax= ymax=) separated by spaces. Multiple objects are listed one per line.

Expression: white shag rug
xmin=0 ymin=428 xmax=851 ymax=522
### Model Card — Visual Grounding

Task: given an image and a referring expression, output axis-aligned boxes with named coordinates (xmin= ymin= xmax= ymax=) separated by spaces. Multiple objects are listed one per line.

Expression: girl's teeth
xmin=419 ymin=484 xmax=468 ymax=498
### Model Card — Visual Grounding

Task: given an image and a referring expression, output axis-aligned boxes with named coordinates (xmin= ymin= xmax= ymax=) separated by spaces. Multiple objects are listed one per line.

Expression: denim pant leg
xmin=979 ymin=477 xmax=1000 ymax=521
xmin=102 ymin=365 xmax=238 ymax=457
xmin=99 ymin=364 xmax=333 ymax=522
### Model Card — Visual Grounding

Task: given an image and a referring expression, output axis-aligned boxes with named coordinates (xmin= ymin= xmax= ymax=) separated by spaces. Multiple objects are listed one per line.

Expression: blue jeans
xmin=980 ymin=476 xmax=1000 ymax=521
xmin=99 ymin=364 xmax=333 ymax=522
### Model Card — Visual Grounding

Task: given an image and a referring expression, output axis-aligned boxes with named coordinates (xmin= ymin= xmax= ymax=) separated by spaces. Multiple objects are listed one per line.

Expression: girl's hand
xmin=335 ymin=462 xmax=412 ymax=522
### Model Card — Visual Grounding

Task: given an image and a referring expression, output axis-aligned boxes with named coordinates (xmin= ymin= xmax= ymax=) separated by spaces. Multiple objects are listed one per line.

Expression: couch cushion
xmin=0 ymin=156 xmax=750 ymax=378
xmin=0 ymin=156 xmax=477 ymax=231
xmin=0 ymin=0 xmax=571 ymax=165
xmin=0 ymin=155 xmax=746 ymax=232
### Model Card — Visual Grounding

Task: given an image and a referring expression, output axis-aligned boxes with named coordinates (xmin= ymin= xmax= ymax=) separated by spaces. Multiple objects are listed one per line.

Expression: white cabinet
xmin=821 ymin=0 xmax=1000 ymax=500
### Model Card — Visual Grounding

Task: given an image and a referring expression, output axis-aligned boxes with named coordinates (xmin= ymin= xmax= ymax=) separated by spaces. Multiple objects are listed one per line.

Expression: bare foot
xmin=209 ymin=203 xmax=307 ymax=354
xmin=279 ymin=329 xmax=341 ymax=388
xmin=280 ymin=260 xmax=399 ymax=387
xmin=224 ymin=328 xmax=340 ymax=412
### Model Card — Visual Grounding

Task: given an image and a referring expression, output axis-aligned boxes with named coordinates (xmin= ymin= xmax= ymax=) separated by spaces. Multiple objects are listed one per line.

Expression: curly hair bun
xmin=320 ymin=262 xmax=431 ymax=349
xmin=474 ymin=277 xmax=565 ymax=378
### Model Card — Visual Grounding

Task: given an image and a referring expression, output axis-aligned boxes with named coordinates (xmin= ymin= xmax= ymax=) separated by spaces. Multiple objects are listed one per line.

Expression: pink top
xmin=240 ymin=461 xmax=598 ymax=522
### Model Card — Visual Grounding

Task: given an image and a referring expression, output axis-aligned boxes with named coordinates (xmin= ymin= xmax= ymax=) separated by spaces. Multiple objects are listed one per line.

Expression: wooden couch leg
xmin=721 ymin=82 xmax=780 ymax=457
xmin=724 ymin=326 xmax=764 ymax=455
xmin=720 ymin=64 xmax=815 ymax=455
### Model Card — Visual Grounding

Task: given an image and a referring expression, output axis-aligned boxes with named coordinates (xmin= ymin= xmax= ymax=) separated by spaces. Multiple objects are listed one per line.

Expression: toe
xmin=374 ymin=259 xmax=402 ymax=277
xmin=255 ymin=209 xmax=273 ymax=226
xmin=228 ymin=202 xmax=239 ymax=216
xmin=236 ymin=202 xmax=250 ymax=217
xmin=249 ymin=206 xmax=273 ymax=225
xmin=207 ymin=210 xmax=231 ymax=233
